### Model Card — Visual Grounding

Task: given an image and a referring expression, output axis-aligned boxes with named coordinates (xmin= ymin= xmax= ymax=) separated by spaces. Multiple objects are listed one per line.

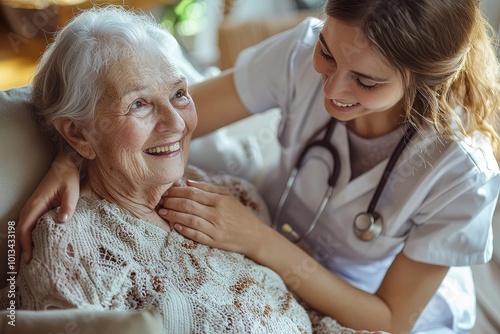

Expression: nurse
xmin=17 ymin=0 xmax=500 ymax=333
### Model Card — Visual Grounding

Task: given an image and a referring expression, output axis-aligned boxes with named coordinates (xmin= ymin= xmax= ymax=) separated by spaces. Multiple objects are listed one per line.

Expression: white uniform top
xmin=234 ymin=17 xmax=500 ymax=333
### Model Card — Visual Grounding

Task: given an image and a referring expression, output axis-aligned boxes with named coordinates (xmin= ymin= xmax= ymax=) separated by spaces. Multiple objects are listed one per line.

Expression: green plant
xmin=160 ymin=0 xmax=207 ymax=38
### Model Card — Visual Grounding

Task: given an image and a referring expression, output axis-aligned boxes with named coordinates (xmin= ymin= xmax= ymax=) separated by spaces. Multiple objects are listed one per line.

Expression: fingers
xmin=173 ymin=221 xmax=215 ymax=246
xmin=162 ymin=181 xmax=182 ymax=197
xmin=185 ymin=180 xmax=230 ymax=195
xmin=52 ymin=155 xmax=80 ymax=222
xmin=17 ymin=197 xmax=50 ymax=265
xmin=163 ymin=204 xmax=218 ymax=247
xmin=58 ymin=185 xmax=79 ymax=223
xmin=159 ymin=180 xmax=244 ymax=250
xmin=159 ymin=192 xmax=212 ymax=218
xmin=163 ymin=183 xmax=224 ymax=208
xmin=160 ymin=192 xmax=221 ymax=234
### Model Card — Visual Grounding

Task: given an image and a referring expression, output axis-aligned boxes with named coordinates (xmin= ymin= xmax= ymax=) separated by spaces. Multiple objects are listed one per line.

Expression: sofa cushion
xmin=0 ymin=86 xmax=54 ymax=289
xmin=0 ymin=309 xmax=162 ymax=334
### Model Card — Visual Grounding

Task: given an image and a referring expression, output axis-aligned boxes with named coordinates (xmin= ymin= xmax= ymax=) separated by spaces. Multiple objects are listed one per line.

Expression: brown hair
xmin=325 ymin=0 xmax=500 ymax=156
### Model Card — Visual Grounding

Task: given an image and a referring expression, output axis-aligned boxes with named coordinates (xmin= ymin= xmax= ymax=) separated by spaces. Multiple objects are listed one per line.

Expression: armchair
xmin=0 ymin=86 xmax=165 ymax=333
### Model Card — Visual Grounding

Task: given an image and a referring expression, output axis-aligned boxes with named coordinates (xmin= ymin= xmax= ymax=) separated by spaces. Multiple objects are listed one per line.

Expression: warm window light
xmin=0 ymin=0 xmax=86 ymax=10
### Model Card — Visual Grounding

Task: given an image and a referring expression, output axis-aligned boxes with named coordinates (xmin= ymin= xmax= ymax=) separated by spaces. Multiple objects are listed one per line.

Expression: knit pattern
xmin=14 ymin=165 xmax=364 ymax=334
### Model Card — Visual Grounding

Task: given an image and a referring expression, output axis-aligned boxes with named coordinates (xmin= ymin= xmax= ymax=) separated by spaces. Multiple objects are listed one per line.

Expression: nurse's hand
xmin=159 ymin=180 xmax=272 ymax=256
xmin=16 ymin=152 xmax=80 ymax=267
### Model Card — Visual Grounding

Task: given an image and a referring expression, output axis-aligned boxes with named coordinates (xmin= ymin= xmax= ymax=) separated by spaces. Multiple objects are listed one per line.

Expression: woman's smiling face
xmin=312 ymin=17 xmax=406 ymax=137
xmin=84 ymin=51 xmax=197 ymax=190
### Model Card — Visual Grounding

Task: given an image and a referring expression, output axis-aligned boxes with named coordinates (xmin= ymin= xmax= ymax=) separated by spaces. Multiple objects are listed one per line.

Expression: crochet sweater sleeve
xmin=16 ymin=208 xmax=132 ymax=311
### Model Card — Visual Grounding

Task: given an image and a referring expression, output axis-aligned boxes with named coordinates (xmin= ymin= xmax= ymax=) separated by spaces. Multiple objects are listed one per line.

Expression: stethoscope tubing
xmin=273 ymin=118 xmax=417 ymax=243
xmin=366 ymin=125 xmax=417 ymax=214
xmin=272 ymin=119 xmax=339 ymax=242
xmin=282 ymin=119 xmax=339 ymax=242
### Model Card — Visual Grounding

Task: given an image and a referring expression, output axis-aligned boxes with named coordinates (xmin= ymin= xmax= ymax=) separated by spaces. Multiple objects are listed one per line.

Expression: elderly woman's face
xmin=86 ymin=52 xmax=197 ymax=188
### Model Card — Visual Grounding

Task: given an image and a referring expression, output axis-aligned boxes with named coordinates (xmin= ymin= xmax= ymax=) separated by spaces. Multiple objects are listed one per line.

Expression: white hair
xmin=32 ymin=6 xmax=177 ymax=155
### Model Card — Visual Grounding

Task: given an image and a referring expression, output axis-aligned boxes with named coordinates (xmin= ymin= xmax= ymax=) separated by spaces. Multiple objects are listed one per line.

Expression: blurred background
xmin=0 ymin=0 xmax=498 ymax=90
xmin=0 ymin=0 xmax=324 ymax=90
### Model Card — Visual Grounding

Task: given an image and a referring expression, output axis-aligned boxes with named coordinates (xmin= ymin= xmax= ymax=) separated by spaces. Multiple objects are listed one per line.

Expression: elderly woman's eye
xmin=131 ymin=100 xmax=146 ymax=109
xmin=173 ymin=89 xmax=190 ymax=107
xmin=175 ymin=89 xmax=187 ymax=99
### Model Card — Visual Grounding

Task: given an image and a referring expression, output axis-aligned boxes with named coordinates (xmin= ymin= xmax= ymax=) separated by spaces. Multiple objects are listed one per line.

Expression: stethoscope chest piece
xmin=353 ymin=212 xmax=383 ymax=241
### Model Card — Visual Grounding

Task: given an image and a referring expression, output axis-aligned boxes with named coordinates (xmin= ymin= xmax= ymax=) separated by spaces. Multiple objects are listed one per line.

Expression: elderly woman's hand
xmin=159 ymin=180 xmax=273 ymax=257
xmin=16 ymin=152 xmax=80 ymax=267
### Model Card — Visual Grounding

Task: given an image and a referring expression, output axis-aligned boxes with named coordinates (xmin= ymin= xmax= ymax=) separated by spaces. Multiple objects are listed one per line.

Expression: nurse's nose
xmin=322 ymin=71 xmax=352 ymax=101
xmin=155 ymin=105 xmax=185 ymax=133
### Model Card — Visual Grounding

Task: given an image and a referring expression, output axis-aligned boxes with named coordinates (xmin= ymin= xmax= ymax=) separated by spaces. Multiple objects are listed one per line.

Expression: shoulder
xmin=233 ymin=17 xmax=323 ymax=114
xmin=288 ymin=16 xmax=323 ymax=42
xmin=407 ymin=128 xmax=499 ymax=183
xmin=27 ymin=198 xmax=98 ymax=272
xmin=456 ymin=131 xmax=499 ymax=180
xmin=437 ymin=131 xmax=499 ymax=186
xmin=235 ymin=16 xmax=321 ymax=68
xmin=402 ymin=131 xmax=499 ymax=265
xmin=393 ymin=128 xmax=500 ymax=219
xmin=38 ymin=197 xmax=99 ymax=225
xmin=255 ymin=16 xmax=322 ymax=46
xmin=32 ymin=197 xmax=106 ymax=246
xmin=285 ymin=16 xmax=323 ymax=45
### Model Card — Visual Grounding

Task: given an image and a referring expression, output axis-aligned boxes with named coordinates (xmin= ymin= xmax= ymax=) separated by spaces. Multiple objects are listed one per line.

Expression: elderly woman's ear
xmin=53 ymin=118 xmax=96 ymax=160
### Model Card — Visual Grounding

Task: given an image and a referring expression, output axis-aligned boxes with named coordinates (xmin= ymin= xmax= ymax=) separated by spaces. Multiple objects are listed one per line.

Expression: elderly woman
xmin=14 ymin=6 xmax=381 ymax=334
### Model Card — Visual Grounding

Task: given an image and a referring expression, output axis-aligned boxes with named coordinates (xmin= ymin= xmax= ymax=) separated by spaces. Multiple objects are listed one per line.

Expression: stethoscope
xmin=272 ymin=118 xmax=417 ymax=243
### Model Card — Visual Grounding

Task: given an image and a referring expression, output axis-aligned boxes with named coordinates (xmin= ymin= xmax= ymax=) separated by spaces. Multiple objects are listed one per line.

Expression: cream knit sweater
xmin=16 ymin=166 xmax=360 ymax=334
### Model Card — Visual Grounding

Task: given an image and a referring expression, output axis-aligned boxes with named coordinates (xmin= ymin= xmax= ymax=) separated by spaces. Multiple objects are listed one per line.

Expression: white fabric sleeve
xmin=404 ymin=150 xmax=500 ymax=266
xmin=233 ymin=17 xmax=319 ymax=115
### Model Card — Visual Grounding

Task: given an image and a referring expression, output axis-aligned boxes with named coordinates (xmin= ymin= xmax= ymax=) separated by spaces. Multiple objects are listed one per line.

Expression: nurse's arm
xmin=250 ymin=230 xmax=449 ymax=333
xmin=161 ymin=181 xmax=450 ymax=332
xmin=190 ymin=68 xmax=253 ymax=138
xmin=16 ymin=152 xmax=81 ymax=266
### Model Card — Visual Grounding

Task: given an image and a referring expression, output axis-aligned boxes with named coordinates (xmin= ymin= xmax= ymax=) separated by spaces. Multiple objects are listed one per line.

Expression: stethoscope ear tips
xmin=353 ymin=212 xmax=383 ymax=241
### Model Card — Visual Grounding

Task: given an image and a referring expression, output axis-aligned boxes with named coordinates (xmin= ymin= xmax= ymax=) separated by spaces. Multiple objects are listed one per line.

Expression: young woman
xmin=17 ymin=0 xmax=500 ymax=333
